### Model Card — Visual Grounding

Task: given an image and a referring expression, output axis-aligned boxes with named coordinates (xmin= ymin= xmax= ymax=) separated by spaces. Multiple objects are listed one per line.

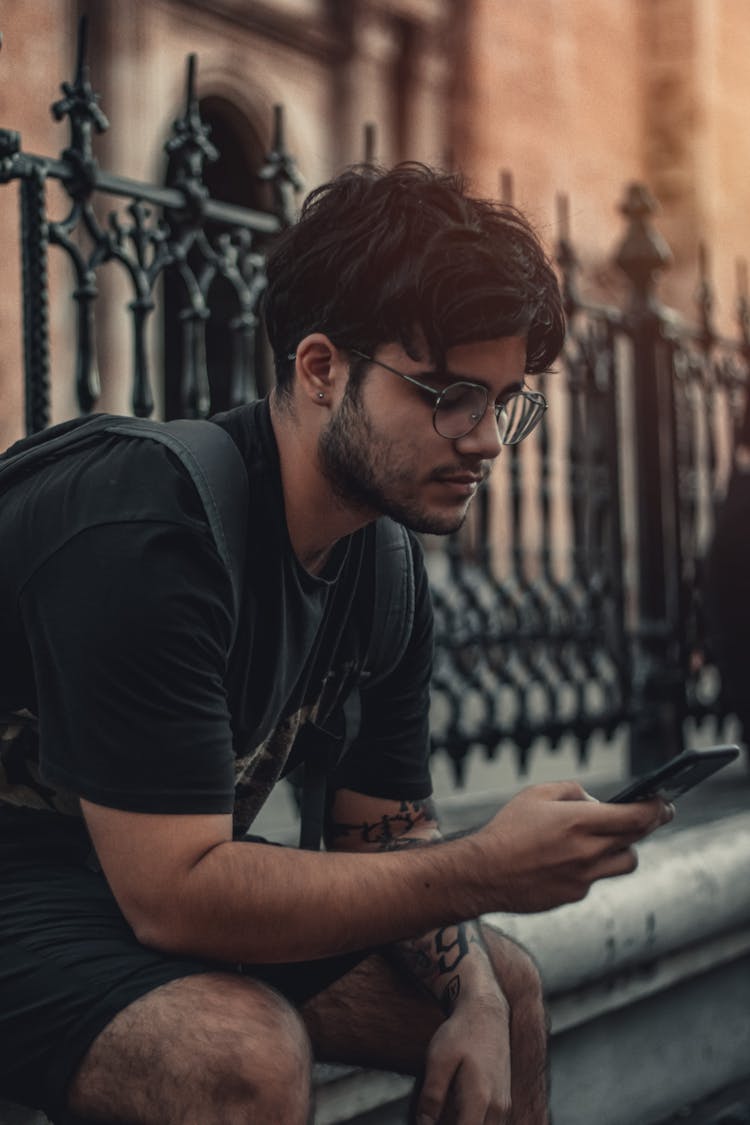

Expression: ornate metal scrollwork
xmin=3 ymin=15 xmax=301 ymax=428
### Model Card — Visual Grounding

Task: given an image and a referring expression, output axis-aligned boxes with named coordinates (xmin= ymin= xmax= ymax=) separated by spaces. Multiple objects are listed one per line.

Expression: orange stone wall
xmin=456 ymin=0 xmax=750 ymax=333
xmin=5 ymin=0 xmax=750 ymax=449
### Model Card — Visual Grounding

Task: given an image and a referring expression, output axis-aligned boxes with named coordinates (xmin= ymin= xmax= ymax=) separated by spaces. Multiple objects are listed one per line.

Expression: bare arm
xmin=325 ymin=792 xmax=503 ymax=1014
xmin=81 ymin=781 xmax=672 ymax=966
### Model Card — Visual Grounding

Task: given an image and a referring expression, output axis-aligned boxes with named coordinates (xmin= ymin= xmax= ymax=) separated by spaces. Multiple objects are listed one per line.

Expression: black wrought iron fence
xmin=428 ymin=182 xmax=749 ymax=779
xmin=0 ymin=19 xmax=300 ymax=433
xmin=428 ymin=311 xmax=629 ymax=779
xmin=2 ymin=22 xmax=747 ymax=782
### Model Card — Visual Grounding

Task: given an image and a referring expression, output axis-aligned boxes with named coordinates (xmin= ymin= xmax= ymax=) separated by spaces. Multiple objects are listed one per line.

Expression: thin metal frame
xmin=349 ymin=348 xmax=548 ymax=443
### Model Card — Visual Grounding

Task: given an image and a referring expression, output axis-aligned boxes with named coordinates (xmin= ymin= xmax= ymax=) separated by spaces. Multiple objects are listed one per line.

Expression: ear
xmin=293 ymin=334 xmax=348 ymax=407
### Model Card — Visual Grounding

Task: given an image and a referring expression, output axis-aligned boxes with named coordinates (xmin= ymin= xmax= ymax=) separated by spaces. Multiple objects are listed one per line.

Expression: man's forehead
xmin=377 ymin=334 xmax=527 ymax=370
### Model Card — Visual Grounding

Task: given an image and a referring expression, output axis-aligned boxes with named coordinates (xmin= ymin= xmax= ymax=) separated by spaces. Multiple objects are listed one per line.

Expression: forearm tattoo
xmin=395 ymin=922 xmax=484 ymax=1015
xmin=328 ymin=797 xmax=485 ymax=1013
xmin=327 ymin=797 xmax=440 ymax=849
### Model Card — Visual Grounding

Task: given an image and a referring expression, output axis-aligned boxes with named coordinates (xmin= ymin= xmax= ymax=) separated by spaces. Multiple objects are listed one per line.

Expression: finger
xmin=584 ymin=796 xmax=674 ymax=836
xmin=477 ymin=1088 xmax=512 ymax=1125
xmin=449 ymin=1059 xmax=511 ymax=1125
xmin=457 ymin=1093 xmax=509 ymax=1125
xmin=451 ymin=1079 xmax=500 ymax=1125
xmin=416 ymin=1057 xmax=455 ymax=1125
xmin=486 ymin=1100 xmax=512 ymax=1125
xmin=522 ymin=784 xmax=673 ymax=833
xmin=585 ymin=845 xmax=639 ymax=882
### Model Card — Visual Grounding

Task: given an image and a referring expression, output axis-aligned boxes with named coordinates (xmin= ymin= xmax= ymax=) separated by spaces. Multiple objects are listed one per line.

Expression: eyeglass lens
xmin=434 ymin=383 xmax=488 ymax=439
xmin=435 ymin=383 xmax=545 ymax=444
xmin=501 ymin=392 xmax=546 ymax=445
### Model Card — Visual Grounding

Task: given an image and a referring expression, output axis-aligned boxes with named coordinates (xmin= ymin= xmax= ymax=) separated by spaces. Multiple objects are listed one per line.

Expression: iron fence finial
xmin=614 ymin=182 xmax=672 ymax=305
xmin=257 ymin=104 xmax=304 ymax=227
xmin=49 ymin=15 xmax=108 ymax=200
xmin=695 ymin=242 xmax=716 ymax=350
xmin=555 ymin=191 xmax=581 ymax=316
xmin=51 ymin=15 xmax=109 ymax=167
xmin=164 ymin=53 xmax=218 ymax=212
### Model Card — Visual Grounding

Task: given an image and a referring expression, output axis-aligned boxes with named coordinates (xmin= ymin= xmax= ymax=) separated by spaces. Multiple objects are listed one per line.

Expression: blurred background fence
xmin=2 ymin=17 xmax=748 ymax=785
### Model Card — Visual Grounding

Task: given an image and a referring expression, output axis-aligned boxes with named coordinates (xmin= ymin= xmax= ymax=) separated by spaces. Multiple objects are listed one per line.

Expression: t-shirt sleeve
xmin=329 ymin=534 xmax=434 ymax=801
xmin=19 ymin=520 xmax=237 ymax=814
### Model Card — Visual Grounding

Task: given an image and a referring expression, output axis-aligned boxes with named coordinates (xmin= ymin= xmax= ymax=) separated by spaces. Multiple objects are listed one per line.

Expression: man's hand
xmin=473 ymin=780 xmax=673 ymax=913
xmin=416 ymin=991 xmax=512 ymax=1125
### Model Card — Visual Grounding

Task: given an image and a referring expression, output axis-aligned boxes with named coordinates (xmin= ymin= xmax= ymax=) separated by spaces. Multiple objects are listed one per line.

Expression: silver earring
xmin=317 ymin=392 xmax=325 ymax=400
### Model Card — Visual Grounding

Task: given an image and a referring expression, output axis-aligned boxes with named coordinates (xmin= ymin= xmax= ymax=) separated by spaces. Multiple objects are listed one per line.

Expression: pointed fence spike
xmin=363 ymin=122 xmax=377 ymax=165
xmin=695 ymin=241 xmax=715 ymax=347
xmin=273 ymin=104 xmax=286 ymax=150
xmin=75 ymin=15 xmax=88 ymax=86
xmin=186 ymin=54 xmax=198 ymax=112
xmin=614 ymin=181 xmax=672 ymax=301
xmin=735 ymin=259 xmax=750 ymax=352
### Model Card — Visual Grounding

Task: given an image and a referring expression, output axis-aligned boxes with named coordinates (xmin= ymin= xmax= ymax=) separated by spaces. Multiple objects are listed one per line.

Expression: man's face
xmin=318 ymin=336 xmax=528 ymax=535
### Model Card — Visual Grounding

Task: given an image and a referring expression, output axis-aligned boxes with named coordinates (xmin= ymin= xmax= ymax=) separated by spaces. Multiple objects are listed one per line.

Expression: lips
xmin=431 ymin=466 xmax=488 ymax=486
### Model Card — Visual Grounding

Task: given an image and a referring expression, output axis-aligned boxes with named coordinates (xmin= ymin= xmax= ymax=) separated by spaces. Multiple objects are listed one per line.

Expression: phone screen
xmin=608 ymin=746 xmax=739 ymax=803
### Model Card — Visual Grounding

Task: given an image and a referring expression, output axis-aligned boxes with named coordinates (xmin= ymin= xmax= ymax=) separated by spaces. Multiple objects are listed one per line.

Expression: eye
xmin=495 ymin=382 xmax=525 ymax=410
xmin=440 ymin=384 xmax=482 ymax=409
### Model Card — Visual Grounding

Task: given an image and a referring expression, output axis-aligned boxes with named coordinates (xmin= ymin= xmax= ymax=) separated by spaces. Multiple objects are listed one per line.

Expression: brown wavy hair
xmin=264 ymin=162 xmax=565 ymax=393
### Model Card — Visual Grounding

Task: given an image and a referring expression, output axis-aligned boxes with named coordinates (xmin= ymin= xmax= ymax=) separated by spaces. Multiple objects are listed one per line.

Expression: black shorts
xmin=0 ymin=855 xmax=369 ymax=1124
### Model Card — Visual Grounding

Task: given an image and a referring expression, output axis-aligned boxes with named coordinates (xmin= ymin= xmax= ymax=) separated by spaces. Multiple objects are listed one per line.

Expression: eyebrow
xmin=495 ymin=379 xmax=525 ymax=402
xmin=420 ymin=368 xmax=526 ymax=400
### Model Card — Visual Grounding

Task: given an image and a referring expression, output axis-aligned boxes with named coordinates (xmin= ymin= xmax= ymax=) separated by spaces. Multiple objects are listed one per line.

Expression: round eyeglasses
xmin=349 ymin=350 xmax=547 ymax=444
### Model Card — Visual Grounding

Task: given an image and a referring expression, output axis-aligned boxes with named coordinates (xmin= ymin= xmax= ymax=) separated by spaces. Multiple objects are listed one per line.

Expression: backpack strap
xmin=103 ymin=418 xmax=248 ymax=636
xmin=298 ymin=518 xmax=416 ymax=851
xmin=362 ymin=518 xmax=416 ymax=688
xmin=1 ymin=414 xmax=248 ymax=644
xmin=0 ymin=414 xmax=114 ymax=479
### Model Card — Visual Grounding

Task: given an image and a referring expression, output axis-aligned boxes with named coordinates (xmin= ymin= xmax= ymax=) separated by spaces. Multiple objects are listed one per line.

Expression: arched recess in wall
xmin=162 ymin=96 xmax=273 ymax=420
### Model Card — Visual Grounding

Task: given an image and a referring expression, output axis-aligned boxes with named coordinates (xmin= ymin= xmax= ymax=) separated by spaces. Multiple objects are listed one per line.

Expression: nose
xmin=453 ymin=404 xmax=504 ymax=460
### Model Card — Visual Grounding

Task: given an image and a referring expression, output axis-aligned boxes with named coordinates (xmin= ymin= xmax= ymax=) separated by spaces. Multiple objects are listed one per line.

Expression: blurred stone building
xmin=2 ymin=0 xmax=750 ymax=445
xmin=458 ymin=0 xmax=750 ymax=328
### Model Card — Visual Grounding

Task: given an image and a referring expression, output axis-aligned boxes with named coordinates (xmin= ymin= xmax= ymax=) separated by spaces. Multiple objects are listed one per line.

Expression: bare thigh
xmin=67 ymin=972 xmax=313 ymax=1125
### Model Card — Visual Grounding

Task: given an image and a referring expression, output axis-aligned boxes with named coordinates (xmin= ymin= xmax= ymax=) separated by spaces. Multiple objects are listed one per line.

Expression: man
xmin=0 ymin=163 xmax=671 ymax=1125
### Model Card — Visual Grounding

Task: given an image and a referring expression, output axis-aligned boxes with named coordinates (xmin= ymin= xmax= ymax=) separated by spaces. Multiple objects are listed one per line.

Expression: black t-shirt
xmin=0 ymin=401 xmax=433 ymax=856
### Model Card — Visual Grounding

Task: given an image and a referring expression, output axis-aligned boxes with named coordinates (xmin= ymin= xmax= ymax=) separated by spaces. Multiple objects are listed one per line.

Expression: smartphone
xmin=608 ymin=745 xmax=740 ymax=803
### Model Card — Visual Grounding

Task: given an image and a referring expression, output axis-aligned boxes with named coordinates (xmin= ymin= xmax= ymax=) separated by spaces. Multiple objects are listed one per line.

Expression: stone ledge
xmin=484 ymin=811 xmax=750 ymax=1002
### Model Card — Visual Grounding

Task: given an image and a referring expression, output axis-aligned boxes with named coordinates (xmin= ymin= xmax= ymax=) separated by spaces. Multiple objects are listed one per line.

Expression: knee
xmin=200 ymin=980 xmax=312 ymax=1125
